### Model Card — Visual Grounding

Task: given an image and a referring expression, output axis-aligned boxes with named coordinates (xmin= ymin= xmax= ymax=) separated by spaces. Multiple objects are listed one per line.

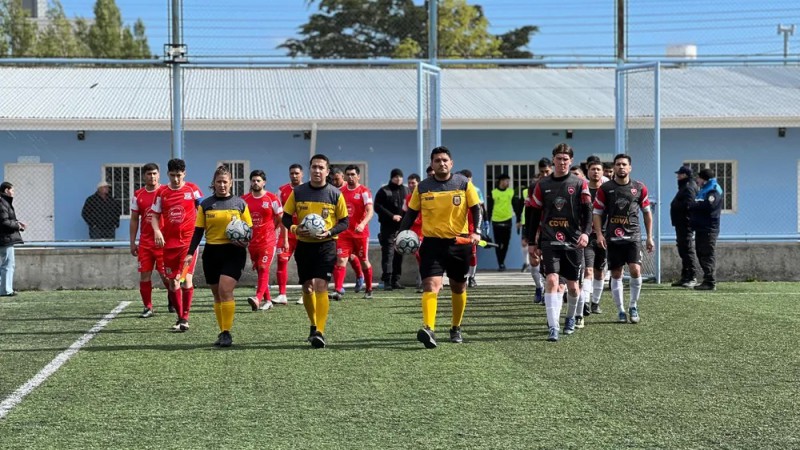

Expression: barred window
xmin=103 ymin=164 xmax=145 ymax=217
xmin=683 ymin=160 xmax=736 ymax=213
xmin=217 ymin=160 xmax=250 ymax=197
xmin=484 ymin=162 xmax=538 ymax=201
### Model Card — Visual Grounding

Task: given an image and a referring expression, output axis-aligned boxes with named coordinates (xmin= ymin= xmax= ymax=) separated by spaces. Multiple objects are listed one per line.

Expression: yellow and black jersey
xmin=195 ymin=195 xmax=253 ymax=245
xmin=283 ymin=182 xmax=348 ymax=243
xmin=408 ymin=173 xmax=480 ymax=239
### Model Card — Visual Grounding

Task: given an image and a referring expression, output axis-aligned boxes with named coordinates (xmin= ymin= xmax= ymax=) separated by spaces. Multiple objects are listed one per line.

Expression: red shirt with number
xmin=131 ymin=186 xmax=162 ymax=248
xmin=151 ymin=182 xmax=203 ymax=249
xmin=340 ymin=184 xmax=372 ymax=237
xmin=242 ymin=191 xmax=283 ymax=248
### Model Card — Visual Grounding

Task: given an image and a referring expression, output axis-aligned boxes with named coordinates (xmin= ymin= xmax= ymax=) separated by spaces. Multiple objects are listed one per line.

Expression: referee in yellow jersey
xmin=282 ymin=154 xmax=349 ymax=348
xmin=400 ymin=146 xmax=482 ymax=348
xmin=187 ymin=166 xmax=252 ymax=348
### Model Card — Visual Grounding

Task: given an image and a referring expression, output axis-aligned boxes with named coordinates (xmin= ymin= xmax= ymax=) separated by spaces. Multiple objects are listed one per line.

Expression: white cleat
xmin=259 ymin=300 xmax=274 ymax=311
xmin=273 ymin=294 xmax=288 ymax=305
xmin=296 ymin=297 xmax=304 ymax=305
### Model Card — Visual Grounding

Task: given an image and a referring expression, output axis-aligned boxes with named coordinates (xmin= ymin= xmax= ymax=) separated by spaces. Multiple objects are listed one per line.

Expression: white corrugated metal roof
xmin=0 ymin=66 xmax=798 ymax=130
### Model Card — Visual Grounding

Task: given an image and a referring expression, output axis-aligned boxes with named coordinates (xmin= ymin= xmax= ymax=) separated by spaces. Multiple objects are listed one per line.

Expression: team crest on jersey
xmin=321 ymin=209 xmax=330 ymax=219
xmin=567 ymin=186 xmax=575 ymax=195
xmin=184 ymin=193 xmax=192 ymax=200
xmin=354 ymin=194 xmax=361 ymax=199
xmin=615 ymin=227 xmax=625 ymax=237
xmin=262 ymin=201 xmax=270 ymax=208
xmin=554 ymin=197 xmax=566 ymax=211
xmin=555 ymin=231 xmax=565 ymax=242
xmin=631 ymin=188 xmax=638 ymax=196
xmin=615 ymin=198 xmax=629 ymax=209
xmin=452 ymin=195 xmax=461 ymax=206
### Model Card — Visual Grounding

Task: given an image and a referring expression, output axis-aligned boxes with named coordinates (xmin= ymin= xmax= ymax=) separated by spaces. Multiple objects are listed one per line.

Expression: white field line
xmin=0 ymin=301 xmax=130 ymax=420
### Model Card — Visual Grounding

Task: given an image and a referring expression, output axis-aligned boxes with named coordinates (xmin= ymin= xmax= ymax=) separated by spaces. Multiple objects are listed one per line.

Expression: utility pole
xmin=616 ymin=0 xmax=626 ymax=61
xmin=167 ymin=0 xmax=187 ymax=159
xmin=778 ymin=24 xmax=795 ymax=65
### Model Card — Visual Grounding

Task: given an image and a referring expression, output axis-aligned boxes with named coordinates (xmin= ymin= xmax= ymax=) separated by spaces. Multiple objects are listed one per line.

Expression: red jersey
xmin=403 ymin=192 xmax=423 ymax=237
xmin=242 ymin=191 xmax=283 ymax=247
xmin=130 ymin=186 xmax=162 ymax=247
xmin=341 ymin=184 xmax=372 ymax=236
xmin=151 ymin=182 xmax=203 ymax=249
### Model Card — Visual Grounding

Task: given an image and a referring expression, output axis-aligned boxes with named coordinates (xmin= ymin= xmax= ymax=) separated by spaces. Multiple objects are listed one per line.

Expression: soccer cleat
xmin=218 ymin=330 xmax=233 ymax=347
xmin=247 ymin=296 xmax=260 ymax=311
xmin=575 ymin=316 xmax=585 ymax=329
xmin=498 ymin=264 xmax=506 ymax=272
xmin=213 ymin=333 xmax=222 ymax=346
xmin=382 ymin=282 xmax=393 ymax=292
xmin=534 ymin=287 xmax=544 ymax=304
xmin=468 ymin=277 xmax=477 ymax=288
xmin=694 ymin=282 xmax=716 ymax=291
xmin=671 ymin=279 xmax=687 ymax=287
xmin=583 ymin=302 xmax=591 ymax=317
xmin=617 ymin=311 xmax=628 ymax=323
xmin=629 ymin=307 xmax=640 ymax=324
xmin=178 ymin=319 xmax=189 ymax=332
xmin=591 ymin=303 xmax=602 ymax=314
xmin=449 ymin=326 xmax=463 ymax=344
xmin=391 ymin=282 xmax=405 ymax=290
xmin=564 ymin=317 xmax=576 ymax=335
xmin=682 ymin=279 xmax=698 ymax=288
xmin=309 ymin=331 xmax=326 ymax=349
xmin=521 ymin=263 xmax=529 ymax=273
xmin=171 ymin=320 xmax=182 ymax=331
xmin=354 ymin=277 xmax=365 ymax=293
xmin=259 ymin=300 xmax=274 ymax=311
xmin=307 ymin=326 xmax=317 ymax=342
xmin=363 ymin=290 xmax=373 ymax=300
xmin=330 ymin=290 xmax=344 ymax=301
xmin=416 ymin=327 xmax=437 ymax=349
xmin=547 ymin=327 xmax=559 ymax=342
xmin=273 ymin=294 xmax=288 ymax=305
xmin=296 ymin=297 xmax=304 ymax=305
xmin=139 ymin=308 xmax=153 ymax=318
xmin=416 ymin=285 xmax=424 ymax=294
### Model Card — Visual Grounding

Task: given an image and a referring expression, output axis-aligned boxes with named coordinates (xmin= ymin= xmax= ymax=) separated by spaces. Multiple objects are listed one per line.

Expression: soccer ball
xmin=394 ymin=230 xmax=420 ymax=255
xmin=300 ymin=213 xmax=326 ymax=235
xmin=226 ymin=218 xmax=252 ymax=244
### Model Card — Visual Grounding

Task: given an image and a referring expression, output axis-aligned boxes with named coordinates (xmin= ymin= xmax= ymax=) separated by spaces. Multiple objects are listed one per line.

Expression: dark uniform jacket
xmin=0 ymin=194 xmax=23 ymax=247
xmin=670 ymin=178 xmax=698 ymax=229
xmin=374 ymin=182 xmax=408 ymax=230
xmin=690 ymin=178 xmax=723 ymax=232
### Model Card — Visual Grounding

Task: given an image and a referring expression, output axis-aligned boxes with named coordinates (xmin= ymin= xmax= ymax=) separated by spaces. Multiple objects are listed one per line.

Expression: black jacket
xmin=670 ymin=178 xmax=697 ymax=229
xmin=81 ymin=193 xmax=121 ymax=231
xmin=0 ymin=194 xmax=23 ymax=247
xmin=374 ymin=182 xmax=408 ymax=229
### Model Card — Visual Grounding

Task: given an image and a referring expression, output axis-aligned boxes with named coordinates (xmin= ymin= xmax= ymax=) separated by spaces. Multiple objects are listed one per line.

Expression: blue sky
xmin=58 ymin=0 xmax=800 ymax=59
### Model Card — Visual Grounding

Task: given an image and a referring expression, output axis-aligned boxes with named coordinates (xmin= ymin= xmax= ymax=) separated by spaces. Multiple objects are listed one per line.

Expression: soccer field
xmin=0 ymin=283 xmax=798 ymax=449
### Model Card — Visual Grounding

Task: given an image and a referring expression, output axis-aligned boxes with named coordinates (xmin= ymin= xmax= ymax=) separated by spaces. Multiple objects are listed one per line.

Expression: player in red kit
xmin=151 ymin=159 xmax=203 ymax=332
xmin=242 ymin=169 xmax=283 ymax=311
xmin=276 ymin=163 xmax=304 ymax=305
xmin=331 ymin=165 xmax=375 ymax=300
xmin=129 ymin=163 xmax=171 ymax=318
xmin=403 ymin=173 xmax=424 ymax=292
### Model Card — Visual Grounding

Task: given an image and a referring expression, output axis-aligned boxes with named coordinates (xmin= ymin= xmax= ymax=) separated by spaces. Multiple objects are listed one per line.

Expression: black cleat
xmin=590 ymin=303 xmax=602 ymax=314
xmin=468 ymin=277 xmax=477 ymax=288
xmin=363 ymin=290 xmax=373 ymax=299
xmin=178 ymin=319 xmax=189 ymax=332
xmin=449 ymin=326 xmax=463 ymax=344
xmin=416 ymin=327 xmax=437 ymax=349
xmin=218 ymin=330 xmax=233 ymax=347
xmin=694 ymin=282 xmax=716 ymax=291
xmin=309 ymin=331 xmax=326 ymax=348
xmin=391 ymin=282 xmax=405 ymax=290
xmin=139 ymin=308 xmax=153 ymax=318
xmin=583 ymin=302 xmax=591 ymax=317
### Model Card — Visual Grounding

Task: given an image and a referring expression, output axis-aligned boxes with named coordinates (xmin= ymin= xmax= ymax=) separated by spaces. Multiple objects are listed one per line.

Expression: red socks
xmin=139 ymin=281 xmax=152 ymax=309
xmin=256 ymin=268 xmax=270 ymax=301
xmin=349 ymin=257 xmax=364 ymax=278
xmin=277 ymin=259 xmax=288 ymax=295
xmin=333 ymin=265 xmax=346 ymax=292
xmin=181 ymin=287 xmax=194 ymax=320
xmin=365 ymin=267 xmax=374 ymax=291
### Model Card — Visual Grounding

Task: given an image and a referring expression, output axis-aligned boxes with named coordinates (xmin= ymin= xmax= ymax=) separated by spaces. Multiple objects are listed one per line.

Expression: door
xmin=4 ymin=163 xmax=55 ymax=241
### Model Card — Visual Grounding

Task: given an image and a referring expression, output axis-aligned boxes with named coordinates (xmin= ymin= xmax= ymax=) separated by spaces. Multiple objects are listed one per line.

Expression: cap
xmin=675 ymin=166 xmax=693 ymax=176
xmin=390 ymin=168 xmax=404 ymax=179
xmin=97 ymin=181 xmax=110 ymax=189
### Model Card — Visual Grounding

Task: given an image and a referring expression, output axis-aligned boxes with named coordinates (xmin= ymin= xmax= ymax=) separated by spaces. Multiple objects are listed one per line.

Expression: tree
xmin=281 ymin=0 xmax=537 ymax=59
xmin=87 ymin=0 xmax=123 ymax=58
xmin=0 ymin=0 xmax=38 ymax=57
xmin=35 ymin=1 xmax=82 ymax=57
xmin=131 ymin=18 xmax=151 ymax=58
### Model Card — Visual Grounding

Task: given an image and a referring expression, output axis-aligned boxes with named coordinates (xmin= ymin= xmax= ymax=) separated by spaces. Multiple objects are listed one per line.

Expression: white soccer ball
xmin=394 ymin=230 xmax=420 ymax=255
xmin=225 ymin=218 xmax=252 ymax=244
xmin=300 ymin=213 xmax=327 ymax=235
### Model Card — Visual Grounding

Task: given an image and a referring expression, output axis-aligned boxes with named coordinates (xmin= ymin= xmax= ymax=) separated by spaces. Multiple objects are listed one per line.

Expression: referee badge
xmin=321 ymin=209 xmax=330 ymax=219
xmin=708 ymin=194 xmax=716 ymax=203
xmin=452 ymin=195 xmax=461 ymax=206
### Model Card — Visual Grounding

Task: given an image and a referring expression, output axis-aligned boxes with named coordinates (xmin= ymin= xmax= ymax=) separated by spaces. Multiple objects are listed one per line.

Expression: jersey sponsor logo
xmin=453 ymin=195 xmax=461 ymax=206
xmin=555 ymin=231 xmax=565 ymax=241
xmin=251 ymin=212 xmax=263 ymax=227
xmin=554 ymin=197 xmax=566 ymax=211
xmin=610 ymin=216 xmax=629 ymax=224
xmin=615 ymin=227 xmax=625 ymax=237
xmin=568 ymin=186 xmax=575 ymax=195
xmin=168 ymin=206 xmax=185 ymax=224
xmin=549 ymin=219 xmax=569 ymax=227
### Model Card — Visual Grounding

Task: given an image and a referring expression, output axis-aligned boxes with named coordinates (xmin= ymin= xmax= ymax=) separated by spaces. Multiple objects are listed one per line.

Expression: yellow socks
xmin=451 ymin=291 xmax=467 ymax=328
xmin=315 ymin=291 xmax=330 ymax=334
xmin=421 ymin=291 xmax=438 ymax=330
xmin=302 ymin=291 xmax=316 ymax=326
xmin=219 ymin=300 xmax=235 ymax=332
xmin=213 ymin=302 xmax=222 ymax=330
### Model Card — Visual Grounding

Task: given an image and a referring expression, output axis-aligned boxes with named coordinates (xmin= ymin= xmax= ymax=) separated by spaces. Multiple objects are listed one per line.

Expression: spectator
xmin=488 ymin=174 xmax=518 ymax=271
xmin=690 ymin=168 xmax=723 ymax=291
xmin=374 ymin=168 xmax=408 ymax=290
xmin=670 ymin=165 xmax=700 ymax=288
xmin=0 ymin=181 xmax=25 ymax=297
xmin=82 ymin=181 xmax=120 ymax=239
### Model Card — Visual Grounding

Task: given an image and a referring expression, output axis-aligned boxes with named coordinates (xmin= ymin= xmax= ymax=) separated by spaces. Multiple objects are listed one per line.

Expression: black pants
xmin=492 ymin=219 xmax=512 ymax=267
xmin=695 ymin=229 xmax=718 ymax=284
xmin=89 ymin=226 xmax=116 ymax=239
xmin=379 ymin=227 xmax=403 ymax=284
xmin=675 ymin=226 xmax=699 ymax=281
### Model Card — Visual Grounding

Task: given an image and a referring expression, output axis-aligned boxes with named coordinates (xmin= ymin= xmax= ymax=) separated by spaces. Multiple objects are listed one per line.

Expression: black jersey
xmin=527 ymin=173 xmax=591 ymax=247
xmin=593 ymin=180 xmax=651 ymax=242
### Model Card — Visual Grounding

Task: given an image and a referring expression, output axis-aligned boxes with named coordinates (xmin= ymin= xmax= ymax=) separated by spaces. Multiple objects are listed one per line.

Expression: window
xmin=217 ymin=160 xmax=250 ymax=197
xmin=103 ymin=164 xmax=145 ymax=217
xmin=484 ymin=162 xmax=538 ymax=201
xmin=683 ymin=160 xmax=736 ymax=212
xmin=330 ymin=162 xmax=368 ymax=187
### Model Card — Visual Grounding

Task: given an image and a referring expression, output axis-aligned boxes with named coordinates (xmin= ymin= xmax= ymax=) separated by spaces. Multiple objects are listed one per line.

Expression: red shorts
xmin=336 ymin=233 xmax=369 ymax=260
xmin=137 ymin=245 xmax=165 ymax=275
xmin=276 ymin=236 xmax=297 ymax=263
xmin=249 ymin=244 xmax=277 ymax=271
xmin=163 ymin=246 xmax=199 ymax=280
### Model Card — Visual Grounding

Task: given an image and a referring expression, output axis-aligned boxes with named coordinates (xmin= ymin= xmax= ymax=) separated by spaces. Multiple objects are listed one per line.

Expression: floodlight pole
xmin=168 ymin=0 xmax=187 ymax=159
xmin=428 ymin=0 xmax=438 ymax=64
xmin=778 ymin=24 xmax=795 ymax=65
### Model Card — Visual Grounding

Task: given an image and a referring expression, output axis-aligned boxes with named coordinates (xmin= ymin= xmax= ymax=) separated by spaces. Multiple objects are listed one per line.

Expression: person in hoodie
xmin=374 ymin=168 xmax=408 ymax=290
xmin=0 ymin=182 xmax=25 ymax=297
xmin=690 ymin=168 xmax=723 ymax=291
xmin=670 ymin=166 xmax=700 ymax=288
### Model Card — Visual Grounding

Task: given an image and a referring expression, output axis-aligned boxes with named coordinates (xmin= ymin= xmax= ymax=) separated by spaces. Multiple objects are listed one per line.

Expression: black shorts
xmin=607 ymin=240 xmax=642 ymax=270
xmin=584 ymin=239 xmax=608 ymax=272
xmin=294 ymin=240 xmax=336 ymax=284
xmin=202 ymin=244 xmax=247 ymax=285
xmin=540 ymin=244 xmax=582 ymax=282
xmin=419 ymin=237 xmax=471 ymax=282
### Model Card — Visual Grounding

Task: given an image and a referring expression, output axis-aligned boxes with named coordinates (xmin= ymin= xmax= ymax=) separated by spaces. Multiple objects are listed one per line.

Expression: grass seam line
xmin=0 ymin=301 xmax=131 ymax=420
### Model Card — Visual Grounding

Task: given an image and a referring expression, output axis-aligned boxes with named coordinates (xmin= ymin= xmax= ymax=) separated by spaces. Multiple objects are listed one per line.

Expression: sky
xmin=56 ymin=0 xmax=800 ymax=60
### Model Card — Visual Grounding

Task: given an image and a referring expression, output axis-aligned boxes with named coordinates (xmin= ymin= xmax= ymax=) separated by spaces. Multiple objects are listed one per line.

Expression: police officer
xmin=690 ymin=168 xmax=723 ymax=291
xmin=670 ymin=166 xmax=700 ymax=287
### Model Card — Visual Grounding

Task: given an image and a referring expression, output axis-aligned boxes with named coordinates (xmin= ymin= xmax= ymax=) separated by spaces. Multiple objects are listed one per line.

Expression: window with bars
xmin=682 ymin=160 xmax=736 ymax=213
xmin=484 ymin=162 xmax=538 ymax=200
xmin=217 ymin=160 xmax=250 ymax=197
xmin=103 ymin=164 xmax=145 ymax=217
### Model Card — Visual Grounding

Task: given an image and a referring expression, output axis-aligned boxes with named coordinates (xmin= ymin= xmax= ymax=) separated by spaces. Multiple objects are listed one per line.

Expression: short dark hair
xmin=586 ymin=159 xmax=603 ymax=169
xmin=698 ymin=168 xmax=716 ymax=180
xmin=331 ymin=167 xmax=343 ymax=175
xmin=309 ymin=154 xmax=330 ymax=168
xmin=586 ymin=155 xmax=601 ymax=165
xmin=602 ymin=161 xmax=613 ymax=170
xmin=552 ymin=143 xmax=574 ymax=158
xmin=458 ymin=169 xmax=472 ymax=178
xmin=408 ymin=173 xmax=421 ymax=182
xmin=289 ymin=163 xmax=303 ymax=171
xmin=430 ymin=146 xmax=452 ymax=161
xmin=538 ymin=157 xmax=553 ymax=169
xmin=250 ymin=169 xmax=266 ymax=181
xmin=0 ymin=181 xmax=12 ymax=193
xmin=167 ymin=159 xmax=186 ymax=172
xmin=426 ymin=166 xmax=434 ymax=174
xmin=344 ymin=164 xmax=360 ymax=175
xmin=614 ymin=153 xmax=632 ymax=165
xmin=142 ymin=162 xmax=159 ymax=173
xmin=498 ymin=173 xmax=510 ymax=181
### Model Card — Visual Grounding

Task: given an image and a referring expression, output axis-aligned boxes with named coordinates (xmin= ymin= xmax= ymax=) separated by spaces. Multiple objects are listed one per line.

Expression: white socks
xmin=467 ymin=265 xmax=477 ymax=278
xmin=592 ymin=278 xmax=604 ymax=304
xmin=630 ymin=277 xmax=642 ymax=309
xmin=544 ymin=292 xmax=561 ymax=329
xmin=611 ymin=277 xmax=624 ymax=312
xmin=566 ymin=292 xmax=579 ymax=319
xmin=530 ymin=265 xmax=543 ymax=289
xmin=578 ymin=280 xmax=591 ymax=316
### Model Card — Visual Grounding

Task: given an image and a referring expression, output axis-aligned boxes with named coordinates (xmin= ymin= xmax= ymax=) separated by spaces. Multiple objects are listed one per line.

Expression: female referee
xmin=186 ymin=166 xmax=252 ymax=347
